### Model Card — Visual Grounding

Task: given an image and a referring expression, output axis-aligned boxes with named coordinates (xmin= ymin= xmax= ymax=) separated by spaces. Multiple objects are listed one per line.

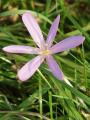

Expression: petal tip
xmin=79 ymin=35 xmax=85 ymax=43
xmin=22 ymin=11 xmax=30 ymax=15
xmin=61 ymin=76 xmax=64 ymax=80
xmin=2 ymin=46 xmax=13 ymax=53
xmin=58 ymin=14 xmax=60 ymax=18
xmin=2 ymin=47 xmax=8 ymax=52
xmin=59 ymin=73 xmax=64 ymax=80
xmin=56 ymin=14 xmax=60 ymax=21
xmin=83 ymin=36 xmax=85 ymax=41
xmin=17 ymin=72 xmax=27 ymax=82
xmin=22 ymin=12 xmax=31 ymax=20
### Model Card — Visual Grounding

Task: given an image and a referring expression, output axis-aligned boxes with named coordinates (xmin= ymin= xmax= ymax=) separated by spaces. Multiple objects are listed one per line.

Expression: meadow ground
xmin=0 ymin=0 xmax=90 ymax=120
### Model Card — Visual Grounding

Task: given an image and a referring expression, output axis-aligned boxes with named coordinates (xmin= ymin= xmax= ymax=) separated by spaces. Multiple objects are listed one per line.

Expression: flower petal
xmin=22 ymin=12 xmax=45 ymax=48
xmin=18 ymin=55 xmax=45 ymax=81
xmin=50 ymin=35 xmax=85 ymax=54
xmin=46 ymin=55 xmax=64 ymax=80
xmin=46 ymin=15 xmax=60 ymax=48
xmin=3 ymin=45 xmax=40 ymax=54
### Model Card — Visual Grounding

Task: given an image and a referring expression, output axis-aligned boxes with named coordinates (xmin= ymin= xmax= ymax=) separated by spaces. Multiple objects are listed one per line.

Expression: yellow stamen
xmin=42 ymin=50 xmax=50 ymax=54
xmin=40 ymin=50 xmax=50 ymax=55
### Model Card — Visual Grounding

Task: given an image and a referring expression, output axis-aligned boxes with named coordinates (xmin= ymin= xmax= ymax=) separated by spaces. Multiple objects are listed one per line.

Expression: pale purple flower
xmin=3 ymin=12 xmax=85 ymax=81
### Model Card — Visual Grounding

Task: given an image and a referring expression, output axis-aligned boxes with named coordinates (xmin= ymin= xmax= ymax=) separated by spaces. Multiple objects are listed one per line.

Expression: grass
xmin=0 ymin=0 xmax=90 ymax=119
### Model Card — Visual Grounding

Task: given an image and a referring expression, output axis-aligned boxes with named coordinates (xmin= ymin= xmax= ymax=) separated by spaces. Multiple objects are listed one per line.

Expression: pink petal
xmin=22 ymin=12 xmax=45 ymax=48
xmin=18 ymin=55 xmax=45 ymax=81
xmin=3 ymin=45 xmax=40 ymax=54
xmin=46 ymin=55 xmax=64 ymax=80
xmin=46 ymin=15 xmax=60 ymax=48
xmin=50 ymin=35 xmax=85 ymax=54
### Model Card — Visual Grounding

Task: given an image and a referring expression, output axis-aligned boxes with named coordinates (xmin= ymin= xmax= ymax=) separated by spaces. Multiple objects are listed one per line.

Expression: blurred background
xmin=0 ymin=0 xmax=90 ymax=120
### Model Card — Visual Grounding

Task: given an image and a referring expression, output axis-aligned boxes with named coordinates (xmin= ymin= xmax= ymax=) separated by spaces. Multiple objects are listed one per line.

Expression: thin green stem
xmin=39 ymin=77 xmax=43 ymax=120
xmin=37 ymin=69 xmax=51 ymax=88
xmin=82 ymin=44 xmax=87 ymax=88
xmin=49 ymin=91 xmax=53 ymax=120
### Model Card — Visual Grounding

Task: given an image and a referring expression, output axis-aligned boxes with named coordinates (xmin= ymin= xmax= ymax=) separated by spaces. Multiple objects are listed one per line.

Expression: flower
xmin=3 ymin=12 xmax=85 ymax=81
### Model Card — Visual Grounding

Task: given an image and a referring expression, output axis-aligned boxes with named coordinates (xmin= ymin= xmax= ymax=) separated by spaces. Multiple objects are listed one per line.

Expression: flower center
xmin=39 ymin=44 xmax=51 ymax=55
xmin=42 ymin=49 xmax=50 ymax=55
